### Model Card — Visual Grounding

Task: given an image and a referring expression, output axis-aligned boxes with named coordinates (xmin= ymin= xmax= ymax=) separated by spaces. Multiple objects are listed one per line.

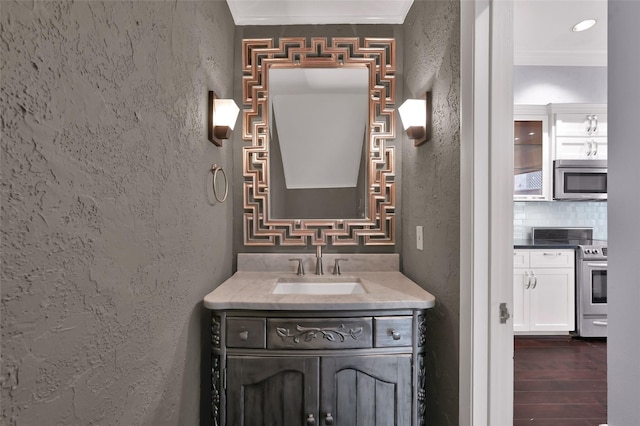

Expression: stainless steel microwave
xmin=553 ymin=159 xmax=607 ymax=200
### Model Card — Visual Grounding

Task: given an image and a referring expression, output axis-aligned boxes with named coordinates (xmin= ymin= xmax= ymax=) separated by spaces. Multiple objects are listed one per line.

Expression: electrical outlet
xmin=416 ymin=226 xmax=424 ymax=250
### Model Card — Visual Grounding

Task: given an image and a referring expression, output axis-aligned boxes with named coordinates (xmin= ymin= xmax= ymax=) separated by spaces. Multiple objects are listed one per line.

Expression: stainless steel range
xmin=531 ymin=227 xmax=608 ymax=338
xmin=576 ymin=242 xmax=608 ymax=338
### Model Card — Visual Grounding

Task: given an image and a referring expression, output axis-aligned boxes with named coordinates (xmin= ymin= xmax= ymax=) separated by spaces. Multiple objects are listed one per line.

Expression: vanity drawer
xmin=226 ymin=318 xmax=266 ymax=349
xmin=374 ymin=316 xmax=413 ymax=347
xmin=267 ymin=318 xmax=372 ymax=350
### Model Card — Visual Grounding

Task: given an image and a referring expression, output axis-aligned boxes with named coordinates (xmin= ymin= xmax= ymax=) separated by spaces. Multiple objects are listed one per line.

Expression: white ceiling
xmin=514 ymin=0 xmax=607 ymax=66
xmin=226 ymin=0 xmax=607 ymax=66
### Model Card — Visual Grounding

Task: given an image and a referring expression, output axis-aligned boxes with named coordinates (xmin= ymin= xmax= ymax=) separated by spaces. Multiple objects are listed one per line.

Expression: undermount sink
xmin=273 ymin=277 xmax=367 ymax=295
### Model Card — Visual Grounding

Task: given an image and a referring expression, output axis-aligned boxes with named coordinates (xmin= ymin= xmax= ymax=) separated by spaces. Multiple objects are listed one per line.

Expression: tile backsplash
xmin=514 ymin=201 xmax=608 ymax=241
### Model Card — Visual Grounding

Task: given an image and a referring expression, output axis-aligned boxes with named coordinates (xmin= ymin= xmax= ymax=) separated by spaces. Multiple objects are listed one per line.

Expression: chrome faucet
xmin=289 ymin=258 xmax=305 ymax=275
xmin=315 ymin=246 xmax=324 ymax=275
xmin=333 ymin=258 xmax=348 ymax=275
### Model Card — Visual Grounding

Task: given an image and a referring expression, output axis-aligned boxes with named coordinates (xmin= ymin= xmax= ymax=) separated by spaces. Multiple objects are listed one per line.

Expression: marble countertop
xmin=203 ymin=253 xmax=436 ymax=311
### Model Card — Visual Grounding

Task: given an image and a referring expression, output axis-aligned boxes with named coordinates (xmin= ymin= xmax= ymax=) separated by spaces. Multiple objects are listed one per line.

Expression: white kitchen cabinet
xmin=513 ymin=249 xmax=575 ymax=334
xmin=552 ymin=104 xmax=608 ymax=160
xmin=513 ymin=105 xmax=552 ymax=200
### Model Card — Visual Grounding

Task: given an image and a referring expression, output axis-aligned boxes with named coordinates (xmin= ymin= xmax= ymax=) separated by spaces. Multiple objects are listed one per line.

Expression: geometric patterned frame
xmin=242 ymin=37 xmax=396 ymax=246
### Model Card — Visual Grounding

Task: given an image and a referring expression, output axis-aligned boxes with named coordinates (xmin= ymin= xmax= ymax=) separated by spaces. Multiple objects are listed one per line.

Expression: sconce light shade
xmin=398 ymin=91 xmax=432 ymax=146
xmin=208 ymin=91 xmax=240 ymax=146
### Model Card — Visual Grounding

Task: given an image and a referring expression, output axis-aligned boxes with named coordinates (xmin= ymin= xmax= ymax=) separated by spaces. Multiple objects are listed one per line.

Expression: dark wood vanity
xmin=210 ymin=308 xmax=429 ymax=426
xmin=204 ymin=254 xmax=436 ymax=426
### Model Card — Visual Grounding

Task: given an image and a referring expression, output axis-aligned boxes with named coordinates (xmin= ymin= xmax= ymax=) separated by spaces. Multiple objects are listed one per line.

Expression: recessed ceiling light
xmin=572 ymin=19 xmax=597 ymax=32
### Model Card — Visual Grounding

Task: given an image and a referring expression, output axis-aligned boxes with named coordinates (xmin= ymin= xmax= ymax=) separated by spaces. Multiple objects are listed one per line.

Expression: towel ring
xmin=211 ymin=164 xmax=228 ymax=203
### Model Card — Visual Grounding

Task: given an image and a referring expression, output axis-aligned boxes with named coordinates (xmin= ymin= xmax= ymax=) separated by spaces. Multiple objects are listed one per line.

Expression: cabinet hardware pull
xmin=324 ymin=413 xmax=334 ymax=425
xmin=531 ymin=272 xmax=537 ymax=289
xmin=592 ymin=140 xmax=598 ymax=156
xmin=306 ymin=414 xmax=316 ymax=426
xmin=390 ymin=329 xmax=402 ymax=340
xmin=525 ymin=271 xmax=532 ymax=289
xmin=239 ymin=330 xmax=249 ymax=341
xmin=593 ymin=320 xmax=608 ymax=326
xmin=542 ymin=252 xmax=561 ymax=256
xmin=586 ymin=114 xmax=599 ymax=134
xmin=586 ymin=140 xmax=593 ymax=156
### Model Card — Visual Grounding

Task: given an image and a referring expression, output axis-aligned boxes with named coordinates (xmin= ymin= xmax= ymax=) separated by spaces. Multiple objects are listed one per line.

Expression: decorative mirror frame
xmin=242 ymin=37 xmax=396 ymax=246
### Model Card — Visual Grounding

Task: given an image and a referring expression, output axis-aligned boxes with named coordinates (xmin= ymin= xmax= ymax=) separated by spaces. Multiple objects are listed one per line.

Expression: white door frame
xmin=460 ymin=0 xmax=514 ymax=425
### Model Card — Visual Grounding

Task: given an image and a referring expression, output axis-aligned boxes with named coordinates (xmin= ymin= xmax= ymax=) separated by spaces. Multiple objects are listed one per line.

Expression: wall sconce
xmin=208 ymin=91 xmax=240 ymax=146
xmin=398 ymin=91 xmax=432 ymax=146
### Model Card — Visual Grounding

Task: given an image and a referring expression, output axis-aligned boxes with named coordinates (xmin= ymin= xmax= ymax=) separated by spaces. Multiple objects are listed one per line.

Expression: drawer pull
xmin=238 ymin=330 xmax=249 ymax=341
xmin=390 ymin=329 xmax=402 ymax=340
xmin=325 ymin=413 xmax=334 ymax=425
xmin=306 ymin=414 xmax=316 ymax=426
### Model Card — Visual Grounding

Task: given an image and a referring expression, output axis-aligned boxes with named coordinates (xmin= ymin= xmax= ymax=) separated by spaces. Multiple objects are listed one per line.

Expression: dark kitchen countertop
xmin=514 ymin=239 xmax=580 ymax=249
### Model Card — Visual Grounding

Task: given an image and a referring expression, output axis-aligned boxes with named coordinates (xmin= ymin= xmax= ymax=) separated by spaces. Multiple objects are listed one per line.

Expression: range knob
xmin=584 ymin=249 xmax=592 ymax=254
xmin=593 ymin=249 xmax=600 ymax=255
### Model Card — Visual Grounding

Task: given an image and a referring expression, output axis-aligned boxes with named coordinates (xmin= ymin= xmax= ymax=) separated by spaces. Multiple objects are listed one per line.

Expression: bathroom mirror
xmin=242 ymin=37 xmax=396 ymax=246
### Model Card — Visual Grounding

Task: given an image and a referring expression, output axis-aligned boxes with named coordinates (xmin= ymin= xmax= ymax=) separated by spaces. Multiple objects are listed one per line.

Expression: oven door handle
xmin=586 ymin=262 xmax=608 ymax=268
xmin=593 ymin=320 xmax=608 ymax=326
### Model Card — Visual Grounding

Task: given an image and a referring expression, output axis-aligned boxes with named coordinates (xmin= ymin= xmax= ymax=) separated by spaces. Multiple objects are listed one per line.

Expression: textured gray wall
xmin=1 ymin=2 xmax=235 ymax=425
xmin=402 ymin=1 xmax=460 ymax=425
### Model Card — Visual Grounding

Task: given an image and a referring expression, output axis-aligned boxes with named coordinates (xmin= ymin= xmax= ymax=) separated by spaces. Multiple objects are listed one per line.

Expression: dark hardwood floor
xmin=514 ymin=336 xmax=607 ymax=426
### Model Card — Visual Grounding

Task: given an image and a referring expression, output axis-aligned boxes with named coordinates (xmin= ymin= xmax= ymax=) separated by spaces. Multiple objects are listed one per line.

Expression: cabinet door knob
xmin=390 ymin=329 xmax=402 ymax=340
xmin=306 ymin=414 xmax=316 ymax=426
xmin=324 ymin=413 xmax=334 ymax=425
xmin=239 ymin=330 xmax=249 ymax=341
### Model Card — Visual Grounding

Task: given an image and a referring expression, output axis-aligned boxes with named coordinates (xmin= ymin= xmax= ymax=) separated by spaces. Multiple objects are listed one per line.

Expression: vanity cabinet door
xmin=226 ymin=356 xmax=319 ymax=426
xmin=320 ymin=355 xmax=412 ymax=426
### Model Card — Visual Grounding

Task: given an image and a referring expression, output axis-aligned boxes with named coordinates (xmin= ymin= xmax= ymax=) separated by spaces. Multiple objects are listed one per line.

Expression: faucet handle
xmin=333 ymin=258 xmax=348 ymax=275
xmin=289 ymin=258 xmax=305 ymax=275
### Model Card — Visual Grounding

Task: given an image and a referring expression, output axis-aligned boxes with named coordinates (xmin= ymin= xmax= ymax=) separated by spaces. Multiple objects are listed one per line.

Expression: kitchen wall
xmin=514 ymin=65 xmax=608 ymax=241
xmin=1 ymin=2 xmax=235 ymax=425
xmin=402 ymin=1 xmax=461 ymax=425
xmin=514 ymin=201 xmax=608 ymax=241
xmin=514 ymin=65 xmax=607 ymax=105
